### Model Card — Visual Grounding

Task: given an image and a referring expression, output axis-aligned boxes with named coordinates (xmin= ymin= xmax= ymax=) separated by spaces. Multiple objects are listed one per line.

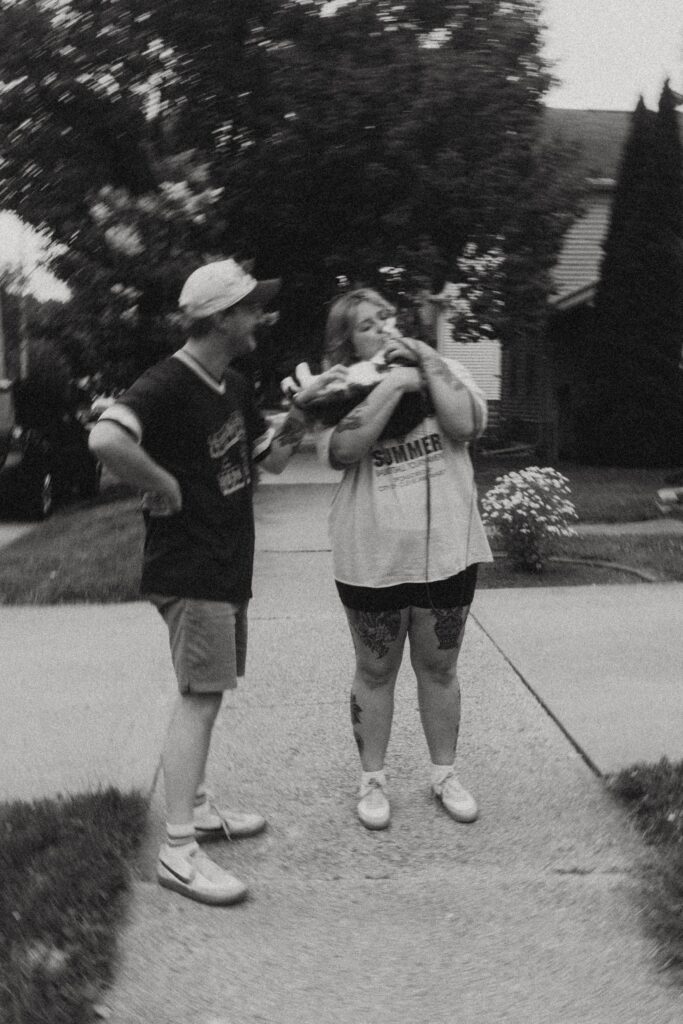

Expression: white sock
xmin=194 ymin=789 xmax=207 ymax=808
xmin=361 ymin=769 xmax=387 ymax=789
xmin=431 ymin=763 xmax=454 ymax=788
xmin=165 ymin=822 xmax=196 ymax=849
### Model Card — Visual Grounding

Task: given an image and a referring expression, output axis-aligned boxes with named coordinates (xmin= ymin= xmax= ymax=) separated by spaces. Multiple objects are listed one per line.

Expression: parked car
xmin=0 ymin=378 xmax=101 ymax=520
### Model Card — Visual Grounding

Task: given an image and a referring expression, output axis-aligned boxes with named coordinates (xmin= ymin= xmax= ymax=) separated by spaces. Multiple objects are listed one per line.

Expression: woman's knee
xmin=410 ymin=649 xmax=459 ymax=687
xmin=355 ymin=656 xmax=399 ymax=690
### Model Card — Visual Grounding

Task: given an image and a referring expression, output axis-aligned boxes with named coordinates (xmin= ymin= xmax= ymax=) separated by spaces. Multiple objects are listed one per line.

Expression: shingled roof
xmin=549 ymin=180 xmax=613 ymax=310
xmin=543 ymin=107 xmax=683 ymax=310
xmin=543 ymin=108 xmax=637 ymax=178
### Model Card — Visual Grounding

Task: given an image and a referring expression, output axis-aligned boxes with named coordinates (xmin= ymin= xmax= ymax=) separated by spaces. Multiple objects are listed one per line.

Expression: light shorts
xmin=149 ymin=596 xmax=248 ymax=695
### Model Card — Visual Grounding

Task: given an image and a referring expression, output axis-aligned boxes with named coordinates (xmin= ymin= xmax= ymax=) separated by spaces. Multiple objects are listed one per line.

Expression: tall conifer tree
xmin=651 ymin=80 xmax=683 ymax=463
xmin=579 ymin=90 xmax=683 ymax=465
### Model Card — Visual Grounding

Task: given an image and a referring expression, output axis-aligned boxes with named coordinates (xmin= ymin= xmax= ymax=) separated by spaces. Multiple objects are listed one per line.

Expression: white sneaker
xmin=433 ymin=771 xmax=478 ymax=823
xmin=193 ymin=792 xmax=266 ymax=842
xmin=157 ymin=842 xmax=247 ymax=905
xmin=357 ymin=777 xmax=391 ymax=830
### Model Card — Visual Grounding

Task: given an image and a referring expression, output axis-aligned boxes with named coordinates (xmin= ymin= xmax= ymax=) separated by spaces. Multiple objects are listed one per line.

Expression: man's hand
xmin=141 ymin=475 xmax=182 ymax=516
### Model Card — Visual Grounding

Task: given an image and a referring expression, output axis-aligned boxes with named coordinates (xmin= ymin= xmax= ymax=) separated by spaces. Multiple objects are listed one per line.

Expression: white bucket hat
xmin=179 ymin=259 xmax=280 ymax=318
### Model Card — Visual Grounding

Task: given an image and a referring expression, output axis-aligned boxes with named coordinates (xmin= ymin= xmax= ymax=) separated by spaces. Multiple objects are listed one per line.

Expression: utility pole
xmin=18 ymin=281 xmax=29 ymax=380
xmin=0 ymin=285 xmax=7 ymax=380
xmin=18 ymin=224 xmax=30 ymax=380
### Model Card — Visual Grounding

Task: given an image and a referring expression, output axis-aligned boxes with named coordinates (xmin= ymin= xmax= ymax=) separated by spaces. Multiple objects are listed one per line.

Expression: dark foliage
xmin=576 ymin=86 xmax=683 ymax=467
xmin=0 ymin=1 xmax=582 ymax=388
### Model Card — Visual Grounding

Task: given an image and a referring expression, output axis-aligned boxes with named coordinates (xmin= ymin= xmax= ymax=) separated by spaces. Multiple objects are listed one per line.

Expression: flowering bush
xmin=441 ymin=242 xmax=505 ymax=345
xmin=481 ymin=466 xmax=578 ymax=572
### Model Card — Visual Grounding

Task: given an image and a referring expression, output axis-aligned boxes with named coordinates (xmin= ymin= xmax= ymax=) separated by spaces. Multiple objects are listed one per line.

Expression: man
xmin=89 ymin=259 xmax=308 ymax=906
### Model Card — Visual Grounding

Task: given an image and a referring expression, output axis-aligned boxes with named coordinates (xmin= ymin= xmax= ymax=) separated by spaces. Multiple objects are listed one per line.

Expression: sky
xmin=1 ymin=0 xmax=682 ymax=300
xmin=542 ymin=0 xmax=682 ymax=110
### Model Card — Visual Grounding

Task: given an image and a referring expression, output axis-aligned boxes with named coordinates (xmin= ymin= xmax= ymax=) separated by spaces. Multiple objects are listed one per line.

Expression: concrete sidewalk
xmin=104 ymin=542 xmax=682 ymax=1024
xmin=2 ymin=455 xmax=682 ymax=1022
xmin=473 ymin=583 xmax=683 ymax=775
xmin=0 ymin=603 xmax=174 ymax=803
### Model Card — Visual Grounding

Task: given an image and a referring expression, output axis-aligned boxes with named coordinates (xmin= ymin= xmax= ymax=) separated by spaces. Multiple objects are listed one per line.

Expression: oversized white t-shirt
xmin=317 ymin=358 xmax=493 ymax=588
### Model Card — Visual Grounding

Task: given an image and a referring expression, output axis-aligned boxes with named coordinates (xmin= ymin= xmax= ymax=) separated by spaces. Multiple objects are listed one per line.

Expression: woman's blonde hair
xmin=323 ymin=288 xmax=395 ymax=368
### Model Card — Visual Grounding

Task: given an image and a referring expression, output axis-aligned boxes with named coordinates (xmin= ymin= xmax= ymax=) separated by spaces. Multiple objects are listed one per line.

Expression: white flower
xmin=104 ymin=224 xmax=144 ymax=256
xmin=481 ymin=465 xmax=578 ymax=570
xmin=90 ymin=202 xmax=110 ymax=225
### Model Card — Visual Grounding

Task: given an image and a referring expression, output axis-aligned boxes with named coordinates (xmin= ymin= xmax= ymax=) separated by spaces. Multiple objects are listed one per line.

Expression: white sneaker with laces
xmin=432 ymin=770 xmax=478 ymax=823
xmin=357 ymin=777 xmax=391 ymax=830
xmin=193 ymin=792 xmax=266 ymax=842
xmin=157 ymin=842 xmax=247 ymax=905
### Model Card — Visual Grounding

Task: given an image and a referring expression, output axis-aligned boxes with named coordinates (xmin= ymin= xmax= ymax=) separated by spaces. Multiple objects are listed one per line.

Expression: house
xmin=417 ymin=283 xmax=502 ymax=435
xmin=427 ymin=108 xmax=683 ymax=456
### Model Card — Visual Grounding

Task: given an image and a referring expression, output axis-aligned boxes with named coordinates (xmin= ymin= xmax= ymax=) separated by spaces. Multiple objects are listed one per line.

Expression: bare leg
xmin=344 ymin=608 xmax=409 ymax=771
xmin=409 ymin=605 xmax=470 ymax=764
xmin=162 ymin=692 xmax=223 ymax=826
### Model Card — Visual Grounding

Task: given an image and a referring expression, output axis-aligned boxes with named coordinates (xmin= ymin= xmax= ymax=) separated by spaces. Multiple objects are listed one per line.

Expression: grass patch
xmin=0 ymin=787 xmax=148 ymax=1024
xmin=479 ymin=536 xmax=683 ymax=587
xmin=474 ymin=455 xmax=666 ymax=523
xmin=552 ymin=534 xmax=683 ymax=581
xmin=608 ymin=760 xmax=683 ymax=977
xmin=0 ymin=488 xmax=143 ymax=605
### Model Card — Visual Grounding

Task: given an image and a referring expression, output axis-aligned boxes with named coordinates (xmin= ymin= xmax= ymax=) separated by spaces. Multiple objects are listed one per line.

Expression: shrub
xmin=481 ymin=465 xmax=578 ymax=571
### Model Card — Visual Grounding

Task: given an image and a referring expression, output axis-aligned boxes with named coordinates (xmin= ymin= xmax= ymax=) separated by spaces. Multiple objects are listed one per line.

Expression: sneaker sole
xmin=433 ymin=792 xmax=478 ymax=824
xmin=158 ymin=872 xmax=248 ymax=906
xmin=357 ymin=810 xmax=391 ymax=831
xmin=195 ymin=820 xmax=267 ymax=843
xmin=358 ymin=818 xmax=390 ymax=831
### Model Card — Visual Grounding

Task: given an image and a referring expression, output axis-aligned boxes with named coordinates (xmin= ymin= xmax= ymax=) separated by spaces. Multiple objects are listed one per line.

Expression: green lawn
xmin=0 ymin=487 xmax=143 ymax=604
xmin=609 ymin=760 xmax=683 ymax=978
xmin=473 ymin=454 xmax=668 ymax=523
xmin=0 ymin=788 xmax=147 ymax=1024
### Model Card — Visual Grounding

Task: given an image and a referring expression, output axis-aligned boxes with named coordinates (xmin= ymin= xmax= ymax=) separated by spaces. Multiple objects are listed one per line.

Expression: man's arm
xmin=258 ymin=404 xmax=309 ymax=475
xmin=328 ymin=367 xmax=422 ymax=466
xmin=258 ymin=363 xmax=355 ymax=475
xmin=89 ymin=419 xmax=182 ymax=512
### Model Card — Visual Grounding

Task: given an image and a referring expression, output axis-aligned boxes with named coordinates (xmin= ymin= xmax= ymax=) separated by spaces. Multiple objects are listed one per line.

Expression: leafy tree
xmin=577 ymin=89 xmax=683 ymax=466
xmin=0 ymin=0 xmax=581 ymax=391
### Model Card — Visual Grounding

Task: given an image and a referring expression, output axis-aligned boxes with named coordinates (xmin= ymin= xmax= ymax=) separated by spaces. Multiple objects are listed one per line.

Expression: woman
xmin=296 ymin=287 xmax=492 ymax=830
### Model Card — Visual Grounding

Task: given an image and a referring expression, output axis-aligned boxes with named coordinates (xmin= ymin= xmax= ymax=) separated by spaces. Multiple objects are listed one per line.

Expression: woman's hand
xmin=381 ymin=336 xmax=424 ymax=367
xmin=281 ymin=362 xmax=350 ymax=406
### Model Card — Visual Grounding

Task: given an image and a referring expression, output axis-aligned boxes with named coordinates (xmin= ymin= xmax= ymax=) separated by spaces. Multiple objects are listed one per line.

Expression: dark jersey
xmin=115 ymin=355 xmax=271 ymax=602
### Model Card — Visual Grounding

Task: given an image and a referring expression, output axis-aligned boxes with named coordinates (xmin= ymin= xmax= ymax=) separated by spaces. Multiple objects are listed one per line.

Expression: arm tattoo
xmin=335 ymin=408 xmax=365 ymax=433
xmin=432 ymin=607 xmax=466 ymax=650
xmin=275 ymin=415 xmax=305 ymax=451
xmin=350 ymin=609 xmax=402 ymax=662
xmin=421 ymin=353 xmax=466 ymax=392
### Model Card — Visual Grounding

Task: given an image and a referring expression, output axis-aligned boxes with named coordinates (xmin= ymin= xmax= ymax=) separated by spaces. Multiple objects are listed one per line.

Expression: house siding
xmin=435 ymin=311 xmax=502 ymax=437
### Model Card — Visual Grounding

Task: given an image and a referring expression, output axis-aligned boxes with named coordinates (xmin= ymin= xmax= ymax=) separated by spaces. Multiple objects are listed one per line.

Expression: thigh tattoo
xmin=431 ymin=607 xmax=466 ymax=650
xmin=351 ymin=609 xmax=402 ymax=659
